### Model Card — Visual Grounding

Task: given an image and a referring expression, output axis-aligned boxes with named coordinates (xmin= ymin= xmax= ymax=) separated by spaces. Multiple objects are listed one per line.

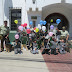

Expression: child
xmin=58 ymin=39 xmax=67 ymax=54
xmin=42 ymin=32 xmax=45 ymax=47
xmin=42 ymin=39 xmax=50 ymax=55
xmin=29 ymin=37 xmax=32 ymax=49
xmin=50 ymin=39 xmax=58 ymax=55
xmin=20 ymin=32 xmax=28 ymax=50
xmin=37 ymin=36 xmax=41 ymax=49
xmin=13 ymin=39 xmax=22 ymax=54
xmin=31 ymin=31 xmax=35 ymax=40
xmin=65 ymin=41 xmax=71 ymax=53
xmin=49 ymin=34 xmax=55 ymax=48
xmin=31 ymin=39 xmax=39 ymax=54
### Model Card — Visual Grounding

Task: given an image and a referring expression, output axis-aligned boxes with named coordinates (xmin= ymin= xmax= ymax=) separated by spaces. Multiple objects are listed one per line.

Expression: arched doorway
xmin=45 ymin=13 xmax=69 ymax=31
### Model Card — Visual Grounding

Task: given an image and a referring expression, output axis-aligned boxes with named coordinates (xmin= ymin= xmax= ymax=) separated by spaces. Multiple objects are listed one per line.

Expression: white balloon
xmin=34 ymin=30 xmax=36 ymax=32
xmin=42 ymin=26 xmax=46 ymax=31
xmin=38 ymin=24 xmax=41 ymax=29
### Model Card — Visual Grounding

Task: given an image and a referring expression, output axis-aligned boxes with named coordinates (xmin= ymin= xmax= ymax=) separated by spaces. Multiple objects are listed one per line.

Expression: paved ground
xmin=0 ymin=50 xmax=49 ymax=72
xmin=0 ymin=48 xmax=72 ymax=72
xmin=41 ymin=49 xmax=72 ymax=72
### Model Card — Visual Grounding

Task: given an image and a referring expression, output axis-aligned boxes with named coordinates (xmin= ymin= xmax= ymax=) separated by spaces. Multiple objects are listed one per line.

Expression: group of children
xmin=4 ymin=29 xmax=71 ymax=55
xmin=42 ymin=34 xmax=71 ymax=55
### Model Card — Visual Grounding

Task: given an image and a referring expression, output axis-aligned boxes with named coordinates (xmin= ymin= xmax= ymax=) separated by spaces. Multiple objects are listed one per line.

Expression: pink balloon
xmin=49 ymin=32 xmax=53 ymax=36
xmin=21 ymin=24 xmax=24 ymax=27
xmin=34 ymin=27 xmax=36 ymax=30
xmin=18 ymin=26 xmax=23 ymax=31
xmin=26 ymin=29 xmax=31 ymax=34
xmin=15 ymin=34 xmax=19 ymax=39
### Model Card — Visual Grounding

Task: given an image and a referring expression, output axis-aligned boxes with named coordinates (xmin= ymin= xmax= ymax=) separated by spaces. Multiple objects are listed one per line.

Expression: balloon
xmin=50 ymin=19 xmax=53 ymax=23
xmin=43 ymin=29 xmax=46 ymax=32
xmin=15 ymin=34 xmax=19 ymax=39
xmin=45 ymin=29 xmax=46 ymax=32
xmin=40 ymin=20 xmax=43 ymax=25
xmin=30 ymin=21 xmax=33 ymax=25
xmin=21 ymin=24 xmax=23 ymax=26
xmin=34 ymin=30 xmax=36 ymax=32
xmin=24 ymin=23 xmax=27 ymax=27
xmin=21 ymin=24 xmax=25 ymax=27
xmin=56 ymin=19 xmax=61 ymax=24
xmin=38 ymin=24 xmax=41 ymax=30
xmin=26 ymin=29 xmax=31 ymax=34
xmin=35 ymin=28 xmax=39 ymax=32
xmin=43 ymin=21 xmax=47 ymax=25
xmin=34 ymin=27 xmax=36 ymax=30
xmin=49 ymin=32 xmax=53 ymax=36
xmin=14 ymin=20 xmax=18 ymax=24
xmin=18 ymin=26 xmax=23 ymax=31
xmin=50 ymin=25 xmax=54 ymax=30
xmin=42 ymin=26 xmax=46 ymax=31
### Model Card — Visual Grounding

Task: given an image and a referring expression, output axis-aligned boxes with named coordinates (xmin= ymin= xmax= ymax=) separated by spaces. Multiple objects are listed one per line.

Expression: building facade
xmin=26 ymin=0 xmax=72 ymax=39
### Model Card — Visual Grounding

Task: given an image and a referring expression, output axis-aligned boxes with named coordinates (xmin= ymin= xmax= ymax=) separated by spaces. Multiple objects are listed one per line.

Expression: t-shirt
xmin=30 ymin=28 xmax=34 ymax=31
xmin=14 ymin=42 xmax=21 ymax=48
xmin=60 ymin=30 xmax=69 ymax=37
xmin=50 ymin=41 xmax=58 ymax=49
xmin=20 ymin=36 xmax=27 ymax=44
xmin=33 ymin=42 xmax=38 ymax=49
xmin=0 ymin=25 xmax=10 ymax=36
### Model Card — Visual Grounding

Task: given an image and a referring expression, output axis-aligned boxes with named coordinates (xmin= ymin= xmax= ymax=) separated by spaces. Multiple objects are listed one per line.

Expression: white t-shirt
xmin=60 ymin=30 xmax=69 ymax=37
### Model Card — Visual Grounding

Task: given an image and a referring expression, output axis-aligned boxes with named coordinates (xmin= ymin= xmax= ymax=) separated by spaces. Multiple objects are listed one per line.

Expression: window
xmin=31 ymin=16 xmax=37 ymax=19
xmin=32 ymin=0 xmax=36 ymax=4
xmin=31 ymin=16 xmax=37 ymax=28
xmin=9 ymin=8 xmax=21 ymax=31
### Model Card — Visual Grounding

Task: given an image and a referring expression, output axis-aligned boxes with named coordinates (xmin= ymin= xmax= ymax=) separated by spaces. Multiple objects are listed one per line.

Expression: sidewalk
xmin=0 ymin=49 xmax=72 ymax=72
xmin=0 ymin=50 xmax=49 ymax=72
xmin=42 ymin=49 xmax=72 ymax=72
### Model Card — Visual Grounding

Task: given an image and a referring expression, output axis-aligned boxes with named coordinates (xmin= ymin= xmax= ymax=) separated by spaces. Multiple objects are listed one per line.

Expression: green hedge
xmin=9 ymin=31 xmax=17 ymax=42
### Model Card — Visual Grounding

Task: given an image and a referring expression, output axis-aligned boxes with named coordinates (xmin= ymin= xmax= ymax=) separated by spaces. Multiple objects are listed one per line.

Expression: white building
xmin=0 ymin=0 xmax=28 ymax=30
xmin=0 ymin=0 xmax=72 ymax=41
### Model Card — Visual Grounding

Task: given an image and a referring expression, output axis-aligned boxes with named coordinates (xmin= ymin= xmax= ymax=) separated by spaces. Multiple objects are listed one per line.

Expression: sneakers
xmin=54 ymin=53 xmax=58 ymax=55
xmin=23 ymin=47 xmax=26 ymax=51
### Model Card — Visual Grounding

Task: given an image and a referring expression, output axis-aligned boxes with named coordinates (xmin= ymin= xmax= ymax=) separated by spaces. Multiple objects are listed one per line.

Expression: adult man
xmin=0 ymin=21 xmax=10 ymax=52
xmin=56 ymin=26 xmax=69 ymax=41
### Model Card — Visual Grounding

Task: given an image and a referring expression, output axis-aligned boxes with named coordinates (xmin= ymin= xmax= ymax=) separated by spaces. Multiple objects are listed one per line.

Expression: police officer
xmin=0 ymin=21 xmax=10 ymax=52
